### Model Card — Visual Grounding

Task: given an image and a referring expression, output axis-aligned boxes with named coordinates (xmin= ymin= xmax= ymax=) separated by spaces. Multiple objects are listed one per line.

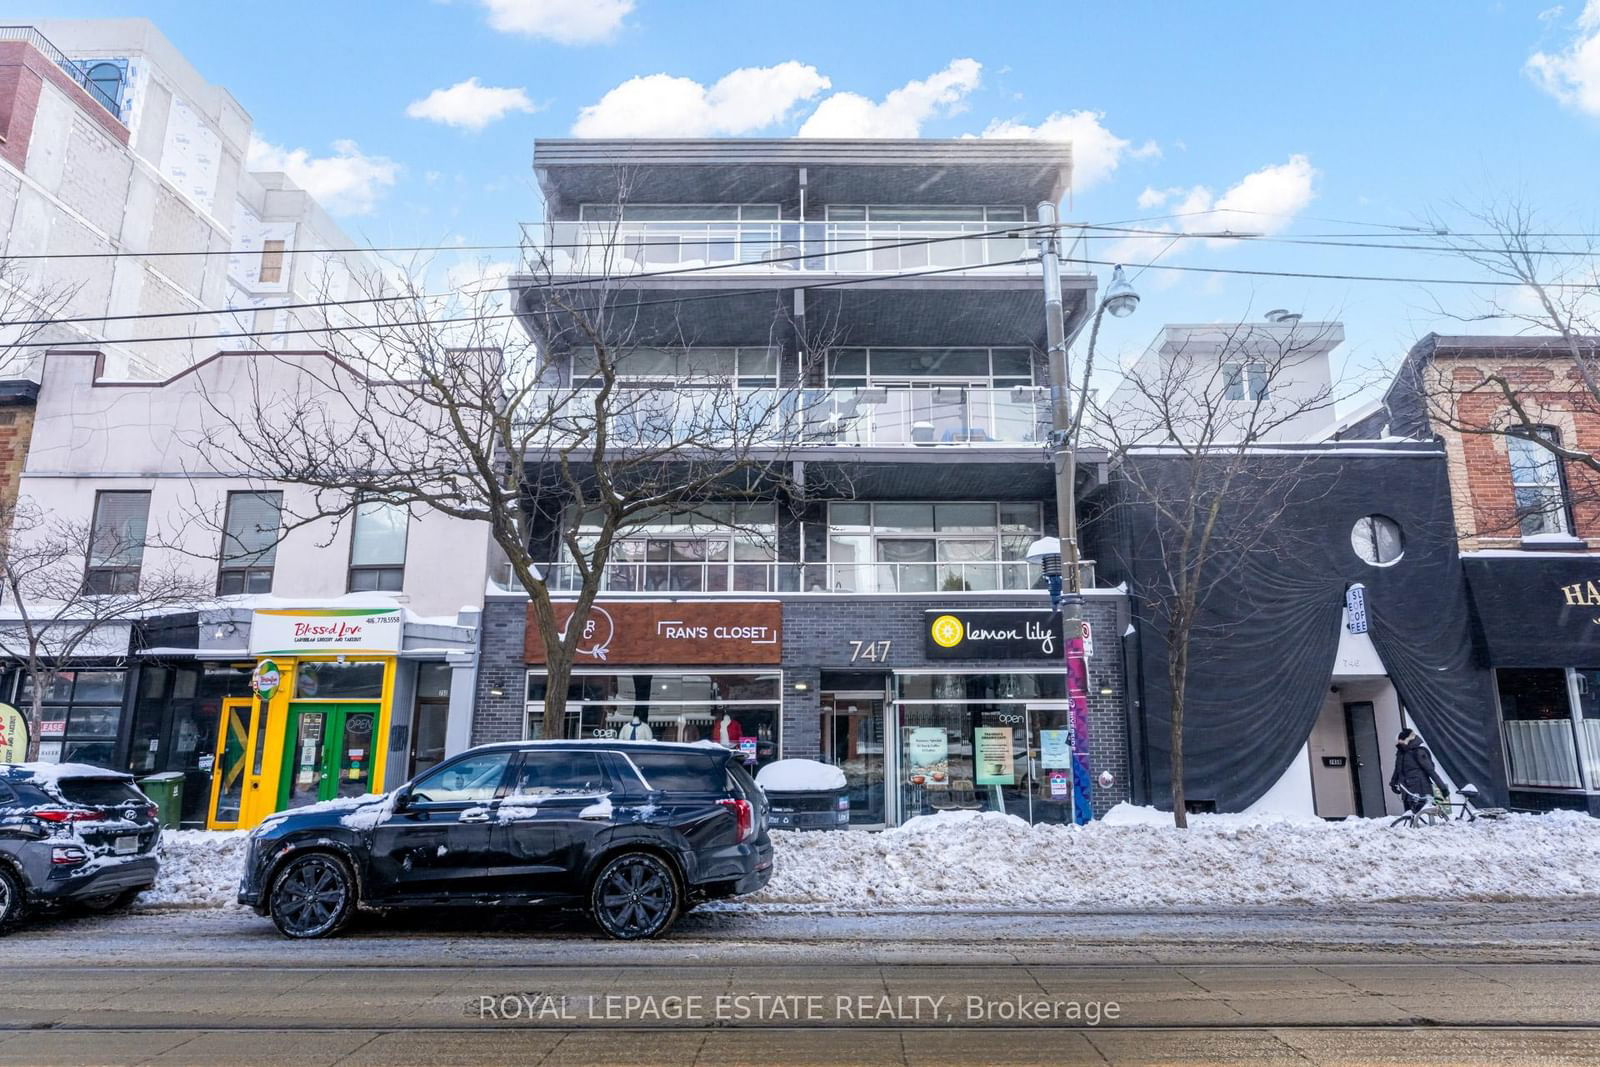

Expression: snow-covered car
xmin=238 ymin=741 xmax=774 ymax=941
xmin=755 ymin=759 xmax=851 ymax=830
xmin=0 ymin=763 xmax=162 ymax=931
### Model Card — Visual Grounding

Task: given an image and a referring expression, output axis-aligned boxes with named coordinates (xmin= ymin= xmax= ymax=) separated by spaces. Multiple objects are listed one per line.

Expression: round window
xmin=1351 ymin=515 xmax=1404 ymax=567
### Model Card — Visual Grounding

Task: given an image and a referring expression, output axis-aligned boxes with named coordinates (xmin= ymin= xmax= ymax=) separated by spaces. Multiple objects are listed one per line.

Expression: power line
xmin=5 ymin=224 xmax=1054 ymax=328
xmin=41 ymin=257 xmax=1039 ymax=347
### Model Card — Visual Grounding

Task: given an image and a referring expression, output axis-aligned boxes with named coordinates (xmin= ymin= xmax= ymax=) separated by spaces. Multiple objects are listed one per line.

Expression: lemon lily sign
xmin=924 ymin=609 xmax=1070 ymax=660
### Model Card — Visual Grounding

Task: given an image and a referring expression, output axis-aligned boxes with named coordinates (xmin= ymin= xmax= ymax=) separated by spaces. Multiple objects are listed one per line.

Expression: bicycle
xmin=1388 ymin=783 xmax=1507 ymax=828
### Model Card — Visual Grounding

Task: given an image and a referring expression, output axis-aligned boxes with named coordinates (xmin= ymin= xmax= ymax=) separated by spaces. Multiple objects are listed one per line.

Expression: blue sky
xmin=13 ymin=0 xmax=1600 ymax=402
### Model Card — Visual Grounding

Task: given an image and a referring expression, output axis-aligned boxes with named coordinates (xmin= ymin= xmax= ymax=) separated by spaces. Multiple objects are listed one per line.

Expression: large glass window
xmin=85 ymin=491 xmax=151 ymax=595
xmin=19 ymin=669 xmax=129 ymax=769
xmin=525 ymin=670 xmax=781 ymax=771
xmin=826 ymin=347 xmax=1035 ymax=388
xmin=822 ymin=502 xmax=1042 ymax=593
xmin=348 ymin=498 xmax=408 ymax=592
xmin=572 ymin=346 xmax=779 ymax=388
xmin=1507 ymin=428 xmax=1571 ymax=537
xmin=1497 ymin=668 xmax=1582 ymax=789
xmin=559 ymin=503 xmax=778 ymax=593
xmin=218 ymin=491 xmax=282 ymax=594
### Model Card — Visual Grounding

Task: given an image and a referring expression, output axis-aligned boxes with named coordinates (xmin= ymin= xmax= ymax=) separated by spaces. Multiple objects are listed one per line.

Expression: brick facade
xmin=0 ymin=401 xmax=37 ymax=511
xmin=474 ymin=591 xmax=1133 ymax=819
xmin=1420 ymin=350 xmax=1600 ymax=551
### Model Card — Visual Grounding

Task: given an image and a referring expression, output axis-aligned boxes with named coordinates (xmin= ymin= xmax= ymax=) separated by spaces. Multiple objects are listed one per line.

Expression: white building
xmin=1105 ymin=316 xmax=1346 ymax=444
xmin=0 ymin=20 xmax=374 ymax=378
xmin=4 ymin=349 xmax=488 ymax=829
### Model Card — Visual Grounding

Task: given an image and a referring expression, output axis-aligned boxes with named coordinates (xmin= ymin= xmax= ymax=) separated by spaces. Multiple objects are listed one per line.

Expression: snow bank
xmin=142 ymin=809 xmax=1600 ymax=912
xmin=756 ymin=759 xmax=847 ymax=793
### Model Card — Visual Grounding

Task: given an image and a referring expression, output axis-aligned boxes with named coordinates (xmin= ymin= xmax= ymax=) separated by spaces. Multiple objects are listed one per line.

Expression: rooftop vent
xmin=1264 ymin=309 xmax=1302 ymax=325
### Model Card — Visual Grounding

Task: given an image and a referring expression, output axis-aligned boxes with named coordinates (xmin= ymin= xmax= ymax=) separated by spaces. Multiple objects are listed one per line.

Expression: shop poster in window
xmin=1039 ymin=729 xmax=1072 ymax=770
xmin=973 ymin=726 xmax=1015 ymax=785
xmin=906 ymin=726 xmax=949 ymax=788
xmin=0 ymin=703 xmax=27 ymax=763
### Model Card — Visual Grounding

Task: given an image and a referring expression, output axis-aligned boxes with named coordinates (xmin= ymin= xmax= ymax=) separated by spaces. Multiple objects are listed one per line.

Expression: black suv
xmin=0 ymin=764 xmax=162 ymax=931
xmin=239 ymin=741 xmax=773 ymax=940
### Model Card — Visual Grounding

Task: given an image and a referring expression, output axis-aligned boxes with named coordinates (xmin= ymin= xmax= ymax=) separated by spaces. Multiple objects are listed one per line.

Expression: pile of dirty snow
xmin=140 ymin=806 xmax=1600 ymax=912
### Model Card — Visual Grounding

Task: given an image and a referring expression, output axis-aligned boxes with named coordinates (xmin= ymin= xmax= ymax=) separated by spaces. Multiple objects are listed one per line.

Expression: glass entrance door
xmin=279 ymin=703 xmax=380 ymax=810
xmin=822 ymin=694 xmax=886 ymax=827
xmin=206 ymin=697 xmax=260 ymax=830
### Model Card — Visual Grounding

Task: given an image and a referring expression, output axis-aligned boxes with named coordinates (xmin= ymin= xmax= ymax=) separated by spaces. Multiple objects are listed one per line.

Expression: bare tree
xmin=1417 ymin=199 xmax=1600 ymax=536
xmin=0 ymin=500 xmax=211 ymax=759
xmin=188 ymin=202 xmax=832 ymax=739
xmin=0 ymin=256 xmax=82 ymax=381
xmin=1091 ymin=319 xmax=1351 ymax=826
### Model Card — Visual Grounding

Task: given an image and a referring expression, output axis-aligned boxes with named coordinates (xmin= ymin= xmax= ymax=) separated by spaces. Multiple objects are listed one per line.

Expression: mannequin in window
xmin=623 ymin=713 xmax=654 ymax=742
xmin=711 ymin=712 xmax=743 ymax=748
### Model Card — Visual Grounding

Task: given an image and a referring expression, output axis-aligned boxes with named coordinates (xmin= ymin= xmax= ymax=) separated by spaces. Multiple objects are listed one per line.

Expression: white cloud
xmin=1103 ymin=157 xmax=1317 ymax=267
xmin=406 ymin=78 xmax=539 ymax=130
xmin=480 ymin=0 xmax=632 ymax=43
xmin=798 ymin=58 xmax=981 ymax=137
xmin=978 ymin=109 xmax=1145 ymax=191
xmin=1527 ymin=0 xmax=1600 ymax=115
xmin=246 ymin=137 xmax=399 ymax=216
xmin=572 ymin=62 xmax=830 ymax=137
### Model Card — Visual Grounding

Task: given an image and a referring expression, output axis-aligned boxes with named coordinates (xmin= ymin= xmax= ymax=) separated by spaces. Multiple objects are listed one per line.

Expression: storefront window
xmin=295 ymin=661 xmax=385 ymax=699
xmin=525 ymin=670 xmax=781 ymax=770
xmin=1497 ymin=668 xmax=1582 ymax=789
xmin=1575 ymin=669 xmax=1600 ymax=790
xmin=19 ymin=670 xmax=130 ymax=770
xmin=895 ymin=673 xmax=1073 ymax=825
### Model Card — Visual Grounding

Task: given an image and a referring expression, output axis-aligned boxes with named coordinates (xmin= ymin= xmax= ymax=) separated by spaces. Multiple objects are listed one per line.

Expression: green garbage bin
xmin=137 ymin=772 xmax=185 ymax=830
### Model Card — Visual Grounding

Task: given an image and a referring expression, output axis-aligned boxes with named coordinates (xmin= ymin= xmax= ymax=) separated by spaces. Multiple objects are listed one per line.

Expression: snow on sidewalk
xmin=147 ymin=804 xmax=1600 ymax=912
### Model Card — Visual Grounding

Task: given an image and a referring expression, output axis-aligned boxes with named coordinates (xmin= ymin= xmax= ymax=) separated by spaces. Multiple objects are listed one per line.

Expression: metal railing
xmin=497 ymin=559 xmax=1096 ymax=595
xmin=520 ymin=385 xmax=1050 ymax=449
xmin=0 ymin=27 xmax=122 ymax=121
xmin=533 ymin=219 xmax=1038 ymax=275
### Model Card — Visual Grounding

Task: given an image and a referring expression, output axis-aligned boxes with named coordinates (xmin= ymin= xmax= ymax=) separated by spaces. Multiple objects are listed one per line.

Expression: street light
xmin=1036 ymin=202 xmax=1139 ymax=824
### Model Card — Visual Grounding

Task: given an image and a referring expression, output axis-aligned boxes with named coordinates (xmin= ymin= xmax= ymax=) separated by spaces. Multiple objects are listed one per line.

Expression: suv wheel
xmin=589 ymin=852 xmax=680 ymax=940
xmin=269 ymin=853 xmax=356 ymax=939
xmin=0 ymin=866 xmax=25 ymax=931
xmin=78 ymin=888 xmax=144 ymax=914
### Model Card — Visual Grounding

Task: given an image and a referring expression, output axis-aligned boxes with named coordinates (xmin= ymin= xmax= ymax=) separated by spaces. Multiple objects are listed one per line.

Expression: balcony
xmin=524 ymin=385 xmax=1051 ymax=450
xmin=498 ymin=560 xmax=1097 ymax=595
xmin=530 ymin=219 xmax=1038 ymax=277
xmin=0 ymin=27 xmax=124 ymax=122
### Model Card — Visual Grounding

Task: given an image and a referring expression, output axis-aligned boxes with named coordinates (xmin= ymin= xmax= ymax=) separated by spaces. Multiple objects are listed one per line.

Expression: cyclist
xmin=1389 ymin=728 xmax=1449 ymax=816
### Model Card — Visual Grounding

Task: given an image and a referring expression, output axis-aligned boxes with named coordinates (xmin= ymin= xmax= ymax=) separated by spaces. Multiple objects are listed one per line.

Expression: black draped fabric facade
xmin=1099 ymin=443 xmax=1505 ymax=811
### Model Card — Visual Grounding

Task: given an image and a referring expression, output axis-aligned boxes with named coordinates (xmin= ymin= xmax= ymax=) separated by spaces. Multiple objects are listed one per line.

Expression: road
xmin=3 ymin=902 xmax=1600 ymax=1065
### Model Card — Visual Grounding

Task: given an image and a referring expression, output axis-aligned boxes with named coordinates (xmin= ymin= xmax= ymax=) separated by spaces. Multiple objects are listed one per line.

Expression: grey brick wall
xmin=476 ymin=591 xmax=1133 ymax=817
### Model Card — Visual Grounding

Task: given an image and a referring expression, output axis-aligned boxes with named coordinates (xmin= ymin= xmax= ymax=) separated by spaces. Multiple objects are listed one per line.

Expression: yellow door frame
xmin=206 ymin=696 xmax=259 ymax=831
xmin=235 ymin=654 xmax=397 ymax=830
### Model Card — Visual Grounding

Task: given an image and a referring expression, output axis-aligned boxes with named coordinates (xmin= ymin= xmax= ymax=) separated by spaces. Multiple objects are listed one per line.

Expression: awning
xmin=1462 ymin=556 xmax=1600 ymax=667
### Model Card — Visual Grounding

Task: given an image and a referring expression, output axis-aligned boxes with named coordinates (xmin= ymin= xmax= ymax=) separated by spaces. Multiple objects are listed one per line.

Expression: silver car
xmin=0 ymin=763 xmax=161 ymax=931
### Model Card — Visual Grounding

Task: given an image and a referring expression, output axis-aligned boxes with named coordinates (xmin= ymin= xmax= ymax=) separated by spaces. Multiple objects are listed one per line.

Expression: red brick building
xmin=1386 ymin=334 xmax=1600 ymax=815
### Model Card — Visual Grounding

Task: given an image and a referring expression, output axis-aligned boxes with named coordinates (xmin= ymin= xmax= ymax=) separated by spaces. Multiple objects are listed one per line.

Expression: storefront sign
xmin=1464 ymin=558 xmax=1600 ymax=666
xmin=925 ymin=610 xmax=1065 ymax=660
xmin=1039 ymin=728 xmax=1072 ymax=770
xmin=250 ymin=608 xmax=403 ymax=656
xmin=973 ymin=726 xmax=1015 ymax=785
xmin=1346 ymin=584 xmax=1369 ymax=634
xmin=0 ymin=703 xmax=28 ymax=763
xmin=252 ymin=660 xmax=281 ymax=702
xmin=1048 ymin=770 xmax=1070 ymax=798
xmin=906 ymin=727 xmax=950 ymax=788
xmin=526 ymin=601 xmax=782 ymax=665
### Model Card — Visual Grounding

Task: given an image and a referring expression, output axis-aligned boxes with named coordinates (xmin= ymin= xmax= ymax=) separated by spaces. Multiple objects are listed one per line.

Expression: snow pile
xmin=142 ymin=807 xmax=1600 ymax=912
xmin=752 ymin=807 xmax=1600 ymax=909
xmin=144 ymin=831 xmax=252 ymax=909
xmin=756 ymin=759 xmax=847 ymax=792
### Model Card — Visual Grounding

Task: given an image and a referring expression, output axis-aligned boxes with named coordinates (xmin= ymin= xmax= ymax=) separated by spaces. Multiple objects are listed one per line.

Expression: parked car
xmin=0 ymin=763 xmax=162 ymax=931
xmin=239 ymin=740 xmax=773 ymax=941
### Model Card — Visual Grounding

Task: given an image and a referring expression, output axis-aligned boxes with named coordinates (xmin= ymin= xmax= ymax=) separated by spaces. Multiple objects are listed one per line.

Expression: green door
xmin=280 ymin=703 xmax=381 ymax=810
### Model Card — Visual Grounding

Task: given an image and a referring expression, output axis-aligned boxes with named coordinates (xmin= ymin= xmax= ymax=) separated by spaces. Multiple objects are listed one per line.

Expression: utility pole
xmin=1037 ymin=200 xmax=1094 ymax=825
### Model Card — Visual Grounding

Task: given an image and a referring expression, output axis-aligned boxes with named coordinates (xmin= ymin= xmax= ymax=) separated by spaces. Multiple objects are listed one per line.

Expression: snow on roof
xmin=5 ymin=762 xmax=133 ymax=784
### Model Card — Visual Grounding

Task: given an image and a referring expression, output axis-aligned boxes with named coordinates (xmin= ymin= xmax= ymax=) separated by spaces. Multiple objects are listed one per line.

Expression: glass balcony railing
xmin=498 ymin=560 xmax=1097 ymax=595
xmin=531 ymin=220 xmax=1038 ymax=276
xmin=519 ymin=385 xmax=1051 ymax=449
